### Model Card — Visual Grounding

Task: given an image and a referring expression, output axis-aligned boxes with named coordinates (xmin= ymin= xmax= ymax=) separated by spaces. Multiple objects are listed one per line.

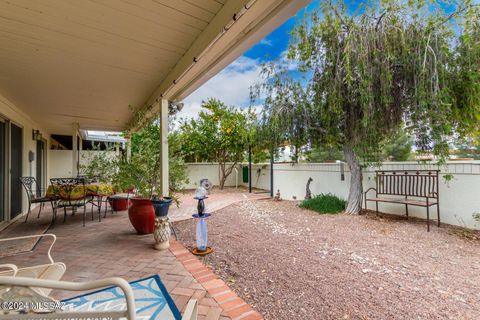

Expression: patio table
xmin=46 ymin=182 xmax=113 ymax=199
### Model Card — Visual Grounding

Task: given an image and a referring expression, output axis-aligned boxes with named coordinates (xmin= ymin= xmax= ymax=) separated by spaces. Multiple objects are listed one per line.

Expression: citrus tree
xmin=178 ymin=98 xmax=252 ymax=189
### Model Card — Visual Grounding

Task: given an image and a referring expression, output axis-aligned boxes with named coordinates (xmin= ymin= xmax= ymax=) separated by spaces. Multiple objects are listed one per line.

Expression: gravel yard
xmin=175 ymin=199 xmax=480 ymax=320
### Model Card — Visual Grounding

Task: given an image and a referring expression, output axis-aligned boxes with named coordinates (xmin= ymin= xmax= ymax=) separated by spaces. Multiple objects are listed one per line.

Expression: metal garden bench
xmin=364 ymin=170 xmax=440 ymax=231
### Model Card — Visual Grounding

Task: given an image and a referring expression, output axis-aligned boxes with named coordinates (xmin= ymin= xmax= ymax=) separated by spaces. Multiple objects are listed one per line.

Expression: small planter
xmin=151 ymin=197 xmax=173 ymax=217
xmin=128 ymin=197 xmax=155 ymax=234
xmin=110 ymin=198 xmax=130 ymax=211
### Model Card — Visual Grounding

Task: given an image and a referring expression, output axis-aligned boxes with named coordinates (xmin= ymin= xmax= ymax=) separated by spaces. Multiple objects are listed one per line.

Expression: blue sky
xmin=181 ymin=0 xmax=466 ymax=119
xmin=182 ymin=0 xmax=377 ymax=118
xmin=181 ymin=1 xmax=319 ymax=118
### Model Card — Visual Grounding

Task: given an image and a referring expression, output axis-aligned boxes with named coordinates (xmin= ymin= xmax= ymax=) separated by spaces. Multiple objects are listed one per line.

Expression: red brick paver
xmin=0 ymin=201 xmax=263 ymax=320
xmin=170 ymin=241 xmax=262 ymax=320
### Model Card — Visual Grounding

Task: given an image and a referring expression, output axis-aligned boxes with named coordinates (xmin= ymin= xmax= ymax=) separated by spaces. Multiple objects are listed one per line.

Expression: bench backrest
xmin=375 ymin=170 xmax=439 ymax=198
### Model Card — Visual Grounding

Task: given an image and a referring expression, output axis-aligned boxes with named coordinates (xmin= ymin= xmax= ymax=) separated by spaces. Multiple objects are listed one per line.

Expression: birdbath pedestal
xmin=191 ymin=196 xmax=213 ymax=256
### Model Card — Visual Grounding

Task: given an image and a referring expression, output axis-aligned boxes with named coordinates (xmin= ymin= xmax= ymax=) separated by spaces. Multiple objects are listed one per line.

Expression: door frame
xmin=0 ymin=116 xmax=8 ymax=228
xmin=38 ymin=138 xmax=47 ymax=192
xmin=9 ymin=120 xmax=23 ymax=221
xmin=0 ymin=114 xmax=25 ymax=227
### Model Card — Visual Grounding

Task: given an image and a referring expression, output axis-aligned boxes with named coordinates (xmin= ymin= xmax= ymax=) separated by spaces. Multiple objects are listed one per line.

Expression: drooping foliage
xmin=254 ymin=0 xmax=480 ymax=213
xmin=252 ymin=62 xmax=312 ymax=162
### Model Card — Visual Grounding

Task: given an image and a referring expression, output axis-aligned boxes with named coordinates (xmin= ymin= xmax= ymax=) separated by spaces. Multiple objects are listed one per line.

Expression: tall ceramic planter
xmin=128 ymin=198 xmax=155 ymax=234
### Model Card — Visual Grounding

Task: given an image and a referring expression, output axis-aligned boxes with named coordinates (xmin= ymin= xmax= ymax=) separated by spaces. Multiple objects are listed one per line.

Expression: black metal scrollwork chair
xmin=50 ymin=177 xmax=95 ymax=227
xmin=19 ymin=177 xmax=57 ymax=223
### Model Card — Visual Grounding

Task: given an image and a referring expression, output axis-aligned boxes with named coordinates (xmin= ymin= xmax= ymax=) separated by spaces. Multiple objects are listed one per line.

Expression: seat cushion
xmin=57 ymin=199 xmax=85 ymax=207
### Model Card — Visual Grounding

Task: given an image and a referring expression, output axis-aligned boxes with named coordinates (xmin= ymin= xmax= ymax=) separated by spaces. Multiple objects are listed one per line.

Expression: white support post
xmin=72 ymin=123 xmax=79 ymax=177
xmin=126 ymin=135 xmax=131 ymax=162
xmin=159 ymin=99 xmax=169 ymax=197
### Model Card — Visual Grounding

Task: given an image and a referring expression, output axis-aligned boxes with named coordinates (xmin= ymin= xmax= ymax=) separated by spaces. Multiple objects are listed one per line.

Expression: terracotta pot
xmin=128 ymin=198 xmax=155 ymax=234
xmin=110 ymin=198 xmax=130 ymax=211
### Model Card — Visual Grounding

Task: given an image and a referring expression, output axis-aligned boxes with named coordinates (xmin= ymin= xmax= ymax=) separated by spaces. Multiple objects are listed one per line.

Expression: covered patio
xmin=2 ymin=189 xmax=266 ymax=319
xmin=0 ymin=1 xmax=309 ymax=319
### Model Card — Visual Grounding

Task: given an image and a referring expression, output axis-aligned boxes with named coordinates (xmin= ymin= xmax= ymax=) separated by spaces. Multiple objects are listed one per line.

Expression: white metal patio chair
xmin=0 ymin=234 xmax=66 ymax=297
xmin=0 ymin=234 xmax=198 ymax=319
xmin=0 ymin=277 xmax=198 ymax=320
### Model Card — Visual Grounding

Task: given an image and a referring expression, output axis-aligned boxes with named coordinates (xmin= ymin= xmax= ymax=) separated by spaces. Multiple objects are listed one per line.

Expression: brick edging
xmin=169 ymin=240 xmax=263 ymax=320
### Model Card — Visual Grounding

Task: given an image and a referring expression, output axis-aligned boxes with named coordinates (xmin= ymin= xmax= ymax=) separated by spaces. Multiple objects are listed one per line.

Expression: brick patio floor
xmin=0 ymin=189 xmax=265 ymax=320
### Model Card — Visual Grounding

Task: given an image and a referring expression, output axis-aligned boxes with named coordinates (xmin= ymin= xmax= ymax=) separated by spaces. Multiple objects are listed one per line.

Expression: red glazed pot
xmin=110 ymin=198 xmax=130 ymax=211
xmin=128 ymin=198 xmax=155 ymax=234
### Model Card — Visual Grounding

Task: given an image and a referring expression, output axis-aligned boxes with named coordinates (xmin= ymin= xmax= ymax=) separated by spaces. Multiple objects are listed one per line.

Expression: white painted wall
xmin=185 ymin=162 xmax=480 ymax=230
xmin=184 ymin=163 xmax=240 ymax=189
xmin=0 ymin=93 xmax=51 ymax=220
xmin=48 ymin=150 xmax=117 ymax=180
xmin=48 ymin=150 xmax=74 ymax=179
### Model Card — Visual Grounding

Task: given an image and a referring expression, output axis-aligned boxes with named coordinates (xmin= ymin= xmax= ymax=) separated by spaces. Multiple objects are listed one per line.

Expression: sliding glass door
xmin=0 ymin=119 xmax=5 ymax=222
xmin=10 ymin=123 xmax=23 ymax=219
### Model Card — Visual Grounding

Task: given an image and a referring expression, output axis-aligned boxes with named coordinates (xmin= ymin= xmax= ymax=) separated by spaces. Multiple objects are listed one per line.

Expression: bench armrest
xmin=0 ymin=234 xmax=57 ymax=264
xmin=364 ymin=187 xmax=377 ymax=197
xmin=0 ymin=276 xmax=136 ymax=320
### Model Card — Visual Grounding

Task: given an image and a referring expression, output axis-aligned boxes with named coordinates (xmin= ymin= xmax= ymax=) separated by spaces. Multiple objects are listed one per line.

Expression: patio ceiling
xmin=0 ymin=0 xmax=309 ymax=134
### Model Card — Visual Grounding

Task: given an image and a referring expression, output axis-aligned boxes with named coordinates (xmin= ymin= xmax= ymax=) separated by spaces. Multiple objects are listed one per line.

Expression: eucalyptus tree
xmin=256 ymin=0 xmax=480 ymax=214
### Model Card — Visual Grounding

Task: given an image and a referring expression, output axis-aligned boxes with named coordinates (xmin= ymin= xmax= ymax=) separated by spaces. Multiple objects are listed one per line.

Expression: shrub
xmin=299 ymin=193 xmax=346 ymax=214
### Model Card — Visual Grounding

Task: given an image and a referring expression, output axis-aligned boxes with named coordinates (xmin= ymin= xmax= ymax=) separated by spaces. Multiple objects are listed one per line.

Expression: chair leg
xmin=37 ymin=202 xmax=44 ymax=218
xmin=24 ymin=203 xmax=32 ymax=222
xmin=105 ymin=198 xmax=109 ymax=217
xmin=437 ymin=205 xmax=440 ymax=227
xmin=91 ymin=203 xmax=94 ymax=221
xmin=98 ymin=197 xmax=102 ymax=214
xmin=83 ymin=206 xmax=86 ymax=227
xmin=50 ymin=201 xmax=56 ymax=227
xmin=63 ymin=207 xmax=67 ymax=222
xmin=426 ymin=206 xmax=430 ymax=232
xmin=103 ymin=199 xmax=108 ymax=218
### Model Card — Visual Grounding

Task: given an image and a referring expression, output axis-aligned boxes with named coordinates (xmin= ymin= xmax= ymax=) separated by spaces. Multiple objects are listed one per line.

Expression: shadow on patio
xmin=0 ymin=187 xmax=266 ymax=320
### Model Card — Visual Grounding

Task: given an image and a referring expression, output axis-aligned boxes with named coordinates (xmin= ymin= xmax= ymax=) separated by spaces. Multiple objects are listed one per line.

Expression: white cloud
xmin=181 ymin=56 xmax=263 ymax=120
xmin=258 ymin=38 xmax=273 ymax=46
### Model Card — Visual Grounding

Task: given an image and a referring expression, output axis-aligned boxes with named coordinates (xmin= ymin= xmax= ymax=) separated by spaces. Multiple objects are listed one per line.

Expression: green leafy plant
xmin=300 ymin=193 xmax=346 ymax=214
xmin=178 ymin=98 xmax=253 ymax=189
xmin=79 ymin=143 xmax=119 ymax=183
xmin=120 ymin=122 xmax=189 ymax=202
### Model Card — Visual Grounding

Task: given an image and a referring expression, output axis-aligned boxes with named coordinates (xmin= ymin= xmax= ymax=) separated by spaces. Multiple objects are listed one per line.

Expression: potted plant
xmin=80 ymin=143 xmax=132 ymax=210
xmin=117 ymin=123 xmax=188 ymax=234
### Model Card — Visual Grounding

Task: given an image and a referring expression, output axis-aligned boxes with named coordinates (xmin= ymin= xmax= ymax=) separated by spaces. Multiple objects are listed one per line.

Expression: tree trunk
xmin=219 ymin=163 xmax=226 ymax=190
xmin=343 ymin=145 xmax=363 ymax=214
xmin=218 ymin=161 xmax=237 ymax=190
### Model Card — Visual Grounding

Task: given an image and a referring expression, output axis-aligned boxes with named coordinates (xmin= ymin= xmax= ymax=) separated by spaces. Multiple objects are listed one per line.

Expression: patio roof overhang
xmin=0 ymin=0 xmax=310 ymax=135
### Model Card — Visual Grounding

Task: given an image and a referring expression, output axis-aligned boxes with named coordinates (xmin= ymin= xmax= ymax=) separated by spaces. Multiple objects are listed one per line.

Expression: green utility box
xmin=242 ymin=166 xmax=249 ymax=183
